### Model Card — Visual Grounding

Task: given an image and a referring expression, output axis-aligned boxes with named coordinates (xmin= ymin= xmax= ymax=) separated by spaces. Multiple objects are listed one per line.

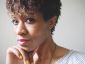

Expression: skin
xmin=6 ymin=10 xmax=69 ymax=64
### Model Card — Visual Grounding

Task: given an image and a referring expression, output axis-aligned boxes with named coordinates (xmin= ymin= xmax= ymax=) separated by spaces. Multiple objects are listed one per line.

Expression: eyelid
xmin=26 ymin=17 xmax=35 ymax=21
xmin=12 ymin=19 xmax=19 ymax=25
xmin=25 ymin=17 xmax=35 ymax=24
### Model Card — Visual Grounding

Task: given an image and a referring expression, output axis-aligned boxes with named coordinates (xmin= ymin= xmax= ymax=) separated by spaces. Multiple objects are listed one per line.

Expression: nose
xmin=16 ymin=22 xmax=28 ymax=35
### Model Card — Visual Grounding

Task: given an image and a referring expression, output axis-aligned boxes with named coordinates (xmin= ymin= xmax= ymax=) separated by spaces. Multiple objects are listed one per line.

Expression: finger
xmin=6 ymin=46 xmax=22 ymax=64
xmin=24 ymin=60 xmax=30 ymax=64
xmin=15 ymin=46 xmax=31 ymax=64
xmin=15 ymin=46 xmax=28 ymax=60
xmin=6 ymin=46 xmax=21 ymax=59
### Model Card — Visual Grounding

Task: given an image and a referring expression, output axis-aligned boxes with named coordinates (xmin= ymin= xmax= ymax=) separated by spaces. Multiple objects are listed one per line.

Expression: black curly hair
xmin=6 ymin=0 xmax=62 ymax=34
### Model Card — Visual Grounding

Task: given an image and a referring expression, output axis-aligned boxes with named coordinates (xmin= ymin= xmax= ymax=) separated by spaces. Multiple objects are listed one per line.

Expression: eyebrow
xmin=24 ymin=12 xmax=36 ymax=19
xmin=26 ymin=11 xmax=35 ymax=17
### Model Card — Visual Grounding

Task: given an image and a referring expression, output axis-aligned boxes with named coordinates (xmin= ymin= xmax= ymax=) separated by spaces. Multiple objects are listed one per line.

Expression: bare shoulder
xmin=53 ymin=45 xmax=69 ymax=60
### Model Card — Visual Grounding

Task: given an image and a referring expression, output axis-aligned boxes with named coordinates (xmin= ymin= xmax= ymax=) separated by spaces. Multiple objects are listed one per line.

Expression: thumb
xmin=33 ymin=53 xmax=39 ymax=64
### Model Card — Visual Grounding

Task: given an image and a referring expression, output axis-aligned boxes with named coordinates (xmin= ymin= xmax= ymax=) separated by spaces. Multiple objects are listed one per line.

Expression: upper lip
xmin=17 ymin=38 xmax=29 ymax=41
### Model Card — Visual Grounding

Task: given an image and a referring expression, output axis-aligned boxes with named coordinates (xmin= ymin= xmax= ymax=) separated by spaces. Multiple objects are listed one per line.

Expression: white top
xmin=54 ymin=50 xmax=85 ymax=64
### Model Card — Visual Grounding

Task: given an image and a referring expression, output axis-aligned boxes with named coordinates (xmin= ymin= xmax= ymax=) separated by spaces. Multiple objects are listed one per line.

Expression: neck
xmin=35 ymin=37 xmax=56 ymax=64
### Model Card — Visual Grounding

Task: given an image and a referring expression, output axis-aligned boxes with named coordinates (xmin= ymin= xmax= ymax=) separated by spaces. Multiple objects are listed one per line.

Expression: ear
xmin=48 ymin=16 xmax=57 ymax=30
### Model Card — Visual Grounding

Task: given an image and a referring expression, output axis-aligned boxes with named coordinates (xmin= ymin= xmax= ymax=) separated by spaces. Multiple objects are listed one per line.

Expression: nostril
xmin=17 ymin=28 xmax=28 ymax=35
xmin=16 ymin=24 xmax=28 ymax=35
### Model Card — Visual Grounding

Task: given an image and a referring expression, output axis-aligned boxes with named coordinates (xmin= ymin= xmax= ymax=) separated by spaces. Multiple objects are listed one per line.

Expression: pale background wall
xmin=0 ymin=0 xmax=85 ymax=64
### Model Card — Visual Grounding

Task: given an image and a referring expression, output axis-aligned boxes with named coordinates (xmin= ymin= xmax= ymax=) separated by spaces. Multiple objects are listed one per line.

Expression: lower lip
xmin=17 ymin=39 xmax=29 ymax=45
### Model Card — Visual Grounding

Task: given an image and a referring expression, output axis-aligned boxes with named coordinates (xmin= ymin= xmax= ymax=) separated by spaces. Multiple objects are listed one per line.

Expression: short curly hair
xmin=6 ymin=0 xmax=62 ymax=34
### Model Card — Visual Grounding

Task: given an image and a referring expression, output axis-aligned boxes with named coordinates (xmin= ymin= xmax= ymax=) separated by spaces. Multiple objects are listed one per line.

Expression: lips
xmin=17 ymin=39 xmax=29 ymax=45
xmin=18 ymin=39 xmax=29 ymax=42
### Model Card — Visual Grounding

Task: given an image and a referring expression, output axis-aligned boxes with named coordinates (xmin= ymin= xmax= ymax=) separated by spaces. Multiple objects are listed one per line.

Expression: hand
xmin=6 ymin=45 xmax=30 ymax=64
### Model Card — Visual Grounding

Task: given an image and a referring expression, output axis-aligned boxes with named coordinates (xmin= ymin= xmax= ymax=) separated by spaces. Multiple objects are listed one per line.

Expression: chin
xmin=19 ymin=45 xmax=37 ymax=52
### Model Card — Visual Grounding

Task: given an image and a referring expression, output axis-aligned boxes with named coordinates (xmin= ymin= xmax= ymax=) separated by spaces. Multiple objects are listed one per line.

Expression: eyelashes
xmin=12 ymin=19 xmax=19 ymax=25
xmin=26 ymin=17 xmax=35 ymax=24
xmin=11 ymin=17 xmax=35 ymax=25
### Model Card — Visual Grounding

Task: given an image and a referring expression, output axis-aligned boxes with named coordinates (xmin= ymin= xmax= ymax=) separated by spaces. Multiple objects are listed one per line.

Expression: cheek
xmin=13 ymin=26 xmax=20 ymax=35
xmin=27 ymin=24 xmax=49 ymax=43
xmin=13 ymin=26 xmax=17 ymax=33
xmin=27 ymin=24 xmax=48 ymax=37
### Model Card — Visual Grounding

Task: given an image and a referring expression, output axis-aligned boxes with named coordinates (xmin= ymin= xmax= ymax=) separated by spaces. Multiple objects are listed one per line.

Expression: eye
xmin=26 ymin=17 xmax=35 ymax=24
xmin=12 ymin=19 xmax=19 ymax=25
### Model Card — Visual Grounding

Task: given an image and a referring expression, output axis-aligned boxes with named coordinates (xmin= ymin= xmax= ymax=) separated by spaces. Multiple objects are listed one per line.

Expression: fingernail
xmin=24 ymin=60 xmax=30 ymax=64
xmin=19 ymin=55 xmax=23 ymax=59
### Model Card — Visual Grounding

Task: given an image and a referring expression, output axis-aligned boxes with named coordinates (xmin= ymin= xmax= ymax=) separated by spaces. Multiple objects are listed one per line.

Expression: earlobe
xmin=48 ymin=16 xmax=57 ymax=30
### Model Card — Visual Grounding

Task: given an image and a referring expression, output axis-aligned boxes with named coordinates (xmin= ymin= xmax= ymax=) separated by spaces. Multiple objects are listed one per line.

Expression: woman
xmin=6 ymin=0 xmax=85 ymax=64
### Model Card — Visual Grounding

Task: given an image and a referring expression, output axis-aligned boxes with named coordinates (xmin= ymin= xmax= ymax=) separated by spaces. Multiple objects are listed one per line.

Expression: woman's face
xmin=10 ymin=11 xmax=51 ymax=51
